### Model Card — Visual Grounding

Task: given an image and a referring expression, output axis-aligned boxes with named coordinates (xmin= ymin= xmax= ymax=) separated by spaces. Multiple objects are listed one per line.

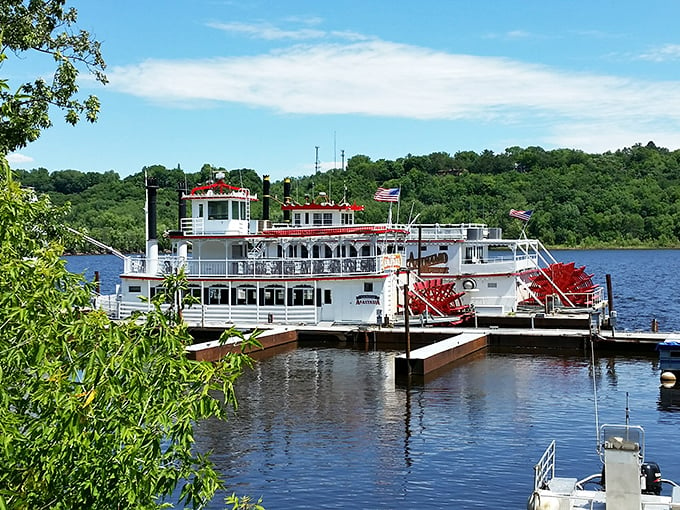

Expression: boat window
xmin=361 ymin=245 xmax=371 ymax=257
xmin=291 ymin=286 xmax=314 ymax=306
xmin=440 ymin=245 xmax=448 ymax=251
xmin=207 ymin=286 xmax=229 ymax=305
xmin=300 ymin=245 xmax=309 ymax=258
xmin=129 ymin=285 xmax=141 ymax=293
xmin=325 ymin=245 xmax=333 ymax=258
xmin=324 ymin=289 xmax=332 ymax=304
xmin=288 ymin=245 xmax=297 ymax=257
xmin=487 ymin=282 xmax=497 ymax=289
xmin=464 ymin=245 xmax=483 ymax=263
xmin=323 ymin=213 xmax=333 ymax=225
xmin=235 ymin=285 xmax=257 ymax=305
xmin=294 ymin=213 xmax=302 ymax=226
xmin=312 ymin=245 xmax=320 ymax=258
xmin=231 ymin=201 xmax=240 ymax=220
xmin=364 ymin=282 xmax=373 ymax=292
xmin=313 ymin=213 xmax=323 ymax=226
xmin=231 ymin=244 xmax=244 ymax=259
xmin=263 ymin=286 xmax=285 ymax=306
xmin=341 ymin=213 xmax=353 ymax=225
xmin=209 ymin=202 xmax=229 ymax=220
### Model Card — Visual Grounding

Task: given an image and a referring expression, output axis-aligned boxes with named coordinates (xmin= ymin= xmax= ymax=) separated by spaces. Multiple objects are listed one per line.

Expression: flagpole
xmin=520 ymin=220 xmax=529 ymax=240
xmin=396 ymin=187 xmax=401 ymax=225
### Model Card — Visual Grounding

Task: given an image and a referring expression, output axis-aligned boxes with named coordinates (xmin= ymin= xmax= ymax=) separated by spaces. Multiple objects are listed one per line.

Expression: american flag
xmin=374 ymin=187 xmax=400 ymax=203
xmin=509 ymin=209 xmax=533 ymax=221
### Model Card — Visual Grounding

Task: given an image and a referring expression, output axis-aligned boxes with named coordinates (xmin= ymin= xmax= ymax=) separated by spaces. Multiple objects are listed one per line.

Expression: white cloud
xmin=106 ymin=39 xmax=680 ymax=153
xmin=207 ymin=19 xmax=370 ymax=42
xmin=546 ymin=121 xmax=680 ymax=154
xmin=483 ymin=29 xmax=538 ymax=40
xmin=6 ymin=153 xmax=34 ymax=165
xmin=207 ymin=21 xmax=326 ymax=40
xmin=637 ymin=43 xmax=680 ymax=62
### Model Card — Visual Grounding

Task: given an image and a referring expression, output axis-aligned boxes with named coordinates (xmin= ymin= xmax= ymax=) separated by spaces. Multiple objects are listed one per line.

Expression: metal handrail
xmin=533 ymin=440 xmax=556 ymax=490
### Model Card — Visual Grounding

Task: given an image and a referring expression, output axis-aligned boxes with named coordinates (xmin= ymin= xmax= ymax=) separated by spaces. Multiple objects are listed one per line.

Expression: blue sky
xmin=6 ymin=0 xmax=680 ymax=179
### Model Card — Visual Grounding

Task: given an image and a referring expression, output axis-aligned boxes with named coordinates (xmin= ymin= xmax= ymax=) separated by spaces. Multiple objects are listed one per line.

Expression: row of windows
xmin=292 ymin=212 xmax=356 ymax=226
xmin=135 ymin=282 xmax=376 ymax=305
xmin=147 ymin=285 xmax=335 ymax=307
xmin=281 ymin=244 xmax=372 ymax=258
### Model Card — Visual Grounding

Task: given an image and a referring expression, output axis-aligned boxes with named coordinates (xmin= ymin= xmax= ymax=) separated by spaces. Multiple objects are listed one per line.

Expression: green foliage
xmin=0 ymin=160 xmax=263 ymax=509
xmin=225 ymin=494 xmax=265 ymax=510
xmin=9 ymin=142 xmax=680 ymax=251
xmin=0 ymin=0 xmax=107 ymax=156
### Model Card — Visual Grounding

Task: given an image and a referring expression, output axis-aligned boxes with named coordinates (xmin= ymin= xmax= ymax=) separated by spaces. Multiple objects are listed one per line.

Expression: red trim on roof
xmin=190 ymin=180 xmax=240 ymax=195
xmin=261 ymin=225 xmax=408 ymax=237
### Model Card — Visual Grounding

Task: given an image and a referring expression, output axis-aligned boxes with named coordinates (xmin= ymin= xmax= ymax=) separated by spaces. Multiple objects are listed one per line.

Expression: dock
xmin=187 ymin=321 xmax=674 ymax=376
xmin=186 ymin=326 xmax=298 ymax=361
xmin=394 ymin=332 xmax=488 ymax=376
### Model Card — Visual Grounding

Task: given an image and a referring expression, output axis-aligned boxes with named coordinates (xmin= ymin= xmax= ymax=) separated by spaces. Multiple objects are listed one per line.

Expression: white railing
xmin=110 ymin=302 xmax=317 ymax=327
xmin=533 ymin=440 xmax=556 ymax=490
xmin=404 ymin=223 xmax=490 ymax=241
xmin=125 ymin=255 xmax=381 ymax=278
xmin=180 ymin=217 xmax=204 ymax=234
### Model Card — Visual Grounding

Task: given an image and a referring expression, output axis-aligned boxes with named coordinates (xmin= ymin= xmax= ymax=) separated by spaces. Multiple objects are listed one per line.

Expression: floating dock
xmin=186 ymin=326 xmax=298 ymax=361
xmin=394 ymin=332 xmax=488 ymax=376
xmin=187 ymin=321 xmax=672 ymax=378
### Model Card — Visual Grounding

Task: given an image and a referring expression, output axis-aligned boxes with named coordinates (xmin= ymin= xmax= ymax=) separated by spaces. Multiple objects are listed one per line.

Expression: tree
xmin=0 ymin=2 xmax=263 ymax=507
xmin=0 ymin=162 xmax=262 ymax=508
xmin=0 ymin=0 xmax=107 ymax=156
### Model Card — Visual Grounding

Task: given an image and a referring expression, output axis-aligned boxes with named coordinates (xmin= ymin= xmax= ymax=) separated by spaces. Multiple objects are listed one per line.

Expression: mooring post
xmin=403 ymin=269 xmax=411 ymax=369
xmin=417 ymin=226 xmax=422 ymax=276
xmin=606 ymin=273 xmax=615 ymax=324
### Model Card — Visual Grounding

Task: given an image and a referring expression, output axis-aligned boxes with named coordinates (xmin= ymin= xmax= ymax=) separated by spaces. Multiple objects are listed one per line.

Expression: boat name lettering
xmin=356 ymin=294 xmax=380 ymax=305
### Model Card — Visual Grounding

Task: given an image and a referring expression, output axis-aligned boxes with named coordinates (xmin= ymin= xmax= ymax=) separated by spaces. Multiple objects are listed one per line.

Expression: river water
xmin=65 ymin=250 xmax=680 ymax=509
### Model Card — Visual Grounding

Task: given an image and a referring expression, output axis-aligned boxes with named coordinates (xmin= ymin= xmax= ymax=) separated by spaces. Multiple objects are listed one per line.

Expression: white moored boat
xmin=529 ymin=422 xmax=680 ymax=509
xmin=97 ymin=173 xmax=605 ymax=328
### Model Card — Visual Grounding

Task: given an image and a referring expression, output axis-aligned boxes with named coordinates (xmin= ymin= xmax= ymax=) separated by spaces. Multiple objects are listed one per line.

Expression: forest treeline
xmin=13 ymin=141 xmax=680 ymax=253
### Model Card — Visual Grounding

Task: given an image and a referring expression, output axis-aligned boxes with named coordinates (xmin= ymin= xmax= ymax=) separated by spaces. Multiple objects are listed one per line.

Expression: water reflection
xmin=195 ymin=345 xmax=680 ymax=509
xmin=659 ymin=383 xmax=680 ymax=412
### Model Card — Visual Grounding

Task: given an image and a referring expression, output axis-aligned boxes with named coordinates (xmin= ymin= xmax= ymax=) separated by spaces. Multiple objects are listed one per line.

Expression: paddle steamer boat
xmin=99 ymin=174 xmax=605 ymax=328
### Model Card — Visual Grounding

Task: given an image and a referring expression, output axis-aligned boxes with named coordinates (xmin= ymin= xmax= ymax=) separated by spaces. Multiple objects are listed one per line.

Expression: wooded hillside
xmin=13 ymin=141 xmax=680 ymax=253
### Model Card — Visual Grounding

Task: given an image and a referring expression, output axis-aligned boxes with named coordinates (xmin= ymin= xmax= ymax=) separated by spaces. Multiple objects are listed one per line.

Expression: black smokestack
xmin=146 ymin=177 xmax=159 ymax=241
xmin=262 ymin=175 xmax=270 ymax=221
xmin=176 ymin=181 xmax=187 ymax=231
xmin=283 ymin=177 xmax=291 ymax=223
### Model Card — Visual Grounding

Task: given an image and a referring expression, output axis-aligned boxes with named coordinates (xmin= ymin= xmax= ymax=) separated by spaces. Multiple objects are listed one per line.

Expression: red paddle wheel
xmin=408 ymin=278 xmax=475 ymax=325
xmin=522 ymin=262 xmax=599 ymax=307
